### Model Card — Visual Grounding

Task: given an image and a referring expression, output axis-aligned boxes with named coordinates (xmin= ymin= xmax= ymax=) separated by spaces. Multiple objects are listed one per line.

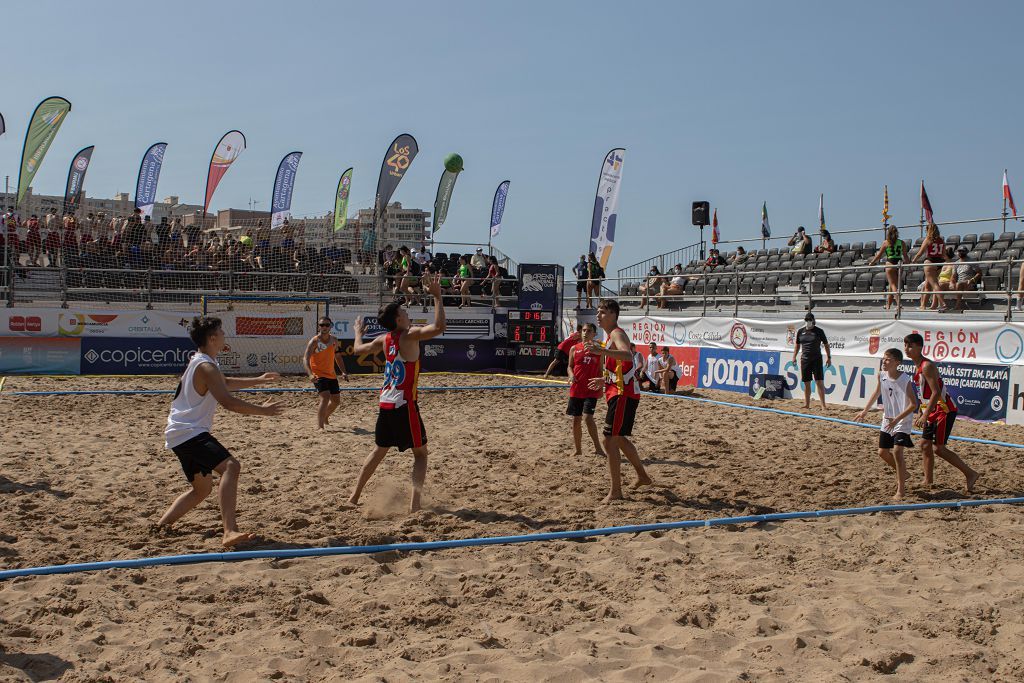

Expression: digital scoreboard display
xmin=508 ymin=310 xmax=555 ymax=344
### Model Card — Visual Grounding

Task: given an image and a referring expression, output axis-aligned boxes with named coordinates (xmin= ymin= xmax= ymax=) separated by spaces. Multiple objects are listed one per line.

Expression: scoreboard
xmin=507 ymin=310 xmax=555 ymax=345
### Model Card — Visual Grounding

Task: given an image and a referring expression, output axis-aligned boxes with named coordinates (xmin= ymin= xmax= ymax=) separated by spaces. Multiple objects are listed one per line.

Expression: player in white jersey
xmin=855 ymin=348 xmax=918 ymax=500
xmin=158 ymin=316 xmax=284 ymax=547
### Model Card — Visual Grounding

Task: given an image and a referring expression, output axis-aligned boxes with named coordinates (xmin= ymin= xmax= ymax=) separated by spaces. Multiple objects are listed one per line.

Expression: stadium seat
xmin=960 ymin=234 xmax=977 ymax=248
xmin=1005 ymin=248 xmax=1021 ymax=261
xmin=739 ymin=276 xmax=754 ymax=295
xmin=810 ymin=273 xmax=826 ymax=295
xmin=999 ymin=231 xmax=1016 ymax=242
xmin=769 ymin=248 xmax=781 ymax=256
xmin=825 ymin=273 xmax=842 ymax=294
xmin=863 ymin=240 xmax=877 ymax=251
xmin=764 ymin=276 xmax=779 ymax=295
xmin=968 ymin=250 xmax=983 ymax=261
xmin=856 ymin=272 xmax=873 ymax=292
xmin=840 ymin=273 xmax=857 ymax=293
xmin=751 ymin=276 xmax=765 ymax=295
xmin=980 ymin=232 xmax=996 ymax=243
xmin=974 ymin=241 xmax=992 ymax=254
xmin=871 ymin=271 xmax=889 ymax=291
xmin=945 ymin=234 xmax=960 ymax=246
xmin=982 ymin=250 xmax=1002 ymax=264
xmin=838 ymin=243 xmax=850 ymax=252
xmin=992 ymin=240 xmax=1011 ymax=252
xmin=850 ymin=242 xmax=863 ymax=252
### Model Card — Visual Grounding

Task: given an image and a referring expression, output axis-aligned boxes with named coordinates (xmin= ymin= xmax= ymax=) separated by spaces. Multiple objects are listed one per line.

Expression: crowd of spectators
xmin=379 ymin=244 xmax=512 ymax=307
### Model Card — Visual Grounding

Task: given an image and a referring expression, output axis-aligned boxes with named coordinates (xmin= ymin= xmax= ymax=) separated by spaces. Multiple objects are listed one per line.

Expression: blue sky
xmin=3 ymin=0 xmax=1023 ymax=274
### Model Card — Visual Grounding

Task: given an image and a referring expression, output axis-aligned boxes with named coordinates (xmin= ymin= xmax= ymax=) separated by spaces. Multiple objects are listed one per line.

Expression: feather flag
xmin=1004 ymin=170 xmax=1017 ymax=218
xmin=818 ymin=193 xmax=826 ymax=233
xmin=882 ymin=185 xmax=891 ymax=225
xmin=761 ymin=202 xmax=770 ymax=239
xmin=920 ymin=181 xmax=934 ymax=224
xmin=711 ymin=208 xmax=719 ymax=244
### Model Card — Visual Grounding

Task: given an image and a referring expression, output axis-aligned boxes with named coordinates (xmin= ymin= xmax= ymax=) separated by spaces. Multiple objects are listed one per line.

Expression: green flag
xmin=17 ymin=96 xmax=72 ymax=206
xmin=333 ymin=167 xmax=353 ymax=232
xmin=433 ymin=168 xmax=460 ymax=234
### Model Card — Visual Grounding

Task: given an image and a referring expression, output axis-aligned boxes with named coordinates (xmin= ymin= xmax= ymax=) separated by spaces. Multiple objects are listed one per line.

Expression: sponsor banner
xmin=374 ymin=134 xmax=418 ymax=221
xmin=697 ymin=348 xmax=781 ymax=393
xmin=333 ymin=167 xmax=353 ymax=232
xmin=325 ymin=309 xmax=493 ymax=341
xmin=779 ymin=355 xmax=882 ymax=409
xmin=0 ymin=337 xmax=80 ymax=374
xmin=589 ymin=148 xmax=624 ymax=269
xmin=135 ymin=142 xmax=168 ymax=218
xmin=271 ymin=151 xmax=302 ymax=229
xmin=334 ymin=338 xmax=510 ymax=375
xmin=234 ymin=315 xmax=306 ymax=337
xmin=620 ymin=315 xmax=1024 ymax=366
xmin=80 ymin=337 xmax=196 ymax=375
xmin=204 ymin=130 xmax=246 ymax=214
xmin=63 ymin=145 xmax=95 ymax=212
xmin=433 ymin=168 xmax=459 ymax=232
xmin=490 ymin=180 xmax=510 ymax=238
xmin=518 ymin=264 xmax=561 ymax=311
xmin=18 ymin=96 xmax=72 ymax=205
xmin=4 ymin=308 xmax=190 ymax=338
xmin=215 ymin=338 xmax=308 ymax=375
xmin=1007 ymin=366 xmax=1024 ymax=425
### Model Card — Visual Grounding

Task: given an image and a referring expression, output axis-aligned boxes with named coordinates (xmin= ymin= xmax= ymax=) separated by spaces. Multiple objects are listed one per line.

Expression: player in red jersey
xmin=904 ymin=333 xmax=979 ymax=492
xmin=349 ymin=274 xmax=446 ymax=512
xmin=544 ymin=324 xmax=582 ymax=378
xmin=585 ymin=298 xmax=652 ymax=502
xmin=566 ymin=322 xmax=605 ymax=457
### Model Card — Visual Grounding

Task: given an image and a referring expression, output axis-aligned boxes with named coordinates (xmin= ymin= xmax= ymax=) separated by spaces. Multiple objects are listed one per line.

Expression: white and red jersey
xmin=604 ymin=327 xmax=641 ymax=401
xmin=913 ymin=357 xmax=956 ymax=418
xmin=379 ymin=331 xmax=420 ymax=409
xmin=569 ymin=342 xmax=602 ymax=399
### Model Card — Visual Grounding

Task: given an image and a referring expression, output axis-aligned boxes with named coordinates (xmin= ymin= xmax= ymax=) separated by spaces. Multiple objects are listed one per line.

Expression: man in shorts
xmin=855 ymin=348 xmax=918 ymax=499
xmin=655 ymin=345 xmax=680 ymax=394
xmin=543 ymin=324 xmax=582 ymax=378
xmin=566 ymin=323 xmax=605 ymax=457
xmin=159 ymin=316 xmax=284 ymax=547
xmin=639 ymin=341 xmax=662 ymax=392
xmin=904 ymin=333 xmax=980 ymax=492
xmin=585 ymin=299 xmax=652 ymax=502
xmin=349 ymin=275 xmax=446 ymax=512
xmin=792 ymin=312 xmax=831 ymax=409
xmin=303 ymin=316 xmax=349 ymax=429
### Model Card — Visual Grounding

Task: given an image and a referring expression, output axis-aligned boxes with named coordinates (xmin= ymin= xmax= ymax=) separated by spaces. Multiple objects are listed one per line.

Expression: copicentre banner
xmin=433 ymin=170 xmax=459 ymax=233
xmin=489 ymin=180 xmax=510 ymax=238
xmin=374 ymin=134 xmax=418 ymax=225
xmin=17 ymin=96 xmax=72 ymax=206
xmin=270 ymin=151 xmax=302 ymax=228
xmin=63 ymin=145 xmax=95 ymax=213
xmin=589 ymin=147 xmax=625 ymax=269
xmin=135 ymin=142 xmax=168 ymax=219
xmin=203 ymin=130 xmax=246 ymax=215
xmin=333 ymin=167 xmax=353 ymax=232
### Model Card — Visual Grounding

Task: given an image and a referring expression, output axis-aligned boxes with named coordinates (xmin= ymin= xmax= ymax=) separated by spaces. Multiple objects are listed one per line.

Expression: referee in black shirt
xmin=792 ymin=312 xmax=831 ymax=410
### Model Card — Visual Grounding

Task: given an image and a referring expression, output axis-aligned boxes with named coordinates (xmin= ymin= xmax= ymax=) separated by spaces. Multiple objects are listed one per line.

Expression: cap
xmin=476 ymin=247 xmax=483 ymax=252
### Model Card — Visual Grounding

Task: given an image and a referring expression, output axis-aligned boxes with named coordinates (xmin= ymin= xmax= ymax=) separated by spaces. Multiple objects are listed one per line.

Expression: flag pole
xmin=919 ymin=180 xmax=925 ymax=239
xmin=1003 ymin=169 xmax=1009 ymax=236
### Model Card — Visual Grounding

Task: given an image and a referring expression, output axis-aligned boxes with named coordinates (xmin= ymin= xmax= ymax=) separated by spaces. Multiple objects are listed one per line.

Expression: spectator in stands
xmin=397 ymin=246 xmax=421 ymax=304
xmin=788 ymin=226 xmax=812 ymax=256
xmin=815 ymin=229 xmax=837 ymax=254
xmin=638 ymin=265 xmax=662 ymax=307
xmin=454 ymin=254 xmax=473 ymax=308
xmin=586 ymin=252 xmax=605 ymax=307
xmin=414 ymin=246 xmax=431 ymax=268
xmin=868 ymin=225 xmax=909 ymax=310
xmin=471 ymin=247 xmax=488 ymax=269
xmin=656 ymin=346 xmax=680 ymax=394
xmin=935 ymin=246 xmax=955 ymax=301
xmin=573 ymin=255 xmax=589 ymax=309
xmin=913 ymin=221 xmax=946 ymax=310
xmin=640 ymin=341 xmax=661 ymax=391
xmin=657 ymin=264 xmax=686 ymax=309
xmin=61 ymin=214 xmax=78 ymax=265
xmin=704 ymin=248 xmax=726 ymax=269
xmin=483 ymin=255 xmax=502 ymax=307
xmin=155 ymin=216 xmax=170 ymax=249
xmin=44 ymin=209 xmax=58 ymax=242
xmin=947 ymin=246 xmax=982 ymax=313
xmin=43 ymin=217 xmax=61 ymax=267
xmin=24 ymin=215 xmax=41 ymax=266
xmin=731 ymin=246 xmax=749 ymax=265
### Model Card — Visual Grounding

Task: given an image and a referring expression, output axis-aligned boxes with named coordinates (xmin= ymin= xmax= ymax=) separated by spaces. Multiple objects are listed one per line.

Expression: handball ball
xmin=239 ymin=235 xmax=253 ymax=246
xmin=444 ymin=153 xmax=464 ymax=173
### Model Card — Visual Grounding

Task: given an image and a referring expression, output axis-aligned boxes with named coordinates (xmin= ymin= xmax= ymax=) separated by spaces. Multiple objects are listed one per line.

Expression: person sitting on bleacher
xmin=731 ymin=246 xmax=749 ymax=265
xmin=704 ymin=249 xmax=726 ymax=269
xmin=947 ymin=246 xmax=981 ymax=313
xmin=657 ymin=265 xmax=686 ymax=309
xmin=638 ymin=265 xmax=662 ymax=307
xmin=815 ymin=229 xmax=837 ymax=254
xmin=788 ymin=226 xmax=812 ymax=256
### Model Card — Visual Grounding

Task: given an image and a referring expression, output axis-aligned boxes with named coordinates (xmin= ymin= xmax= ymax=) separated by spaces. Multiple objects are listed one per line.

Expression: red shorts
xmin=921 ymin=410 xmax=956 ymax=446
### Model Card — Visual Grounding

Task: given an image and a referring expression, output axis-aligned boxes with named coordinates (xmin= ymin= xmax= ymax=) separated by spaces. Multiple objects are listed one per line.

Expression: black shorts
xmin=576 ymin=280 xmax=587 ymax=292
xmin=921 ymin=411 xmax=956 ymax=446
xmin=925 ymin=257 xmax=944 ymax=265
xmin=375 ymin=402 xmax=428 ymax=452
xmin=171 ymin=432 xmax=231 ymax=482
xmin=879 ymin=431 xmax=914 ymax=449
xmin=566 ymin=396 xmax=598 ymax=416
xmin=886 ymin=258 xmax=902 ymax=266
xmin=313 ymin=377 xmax=340 ymax=395
xmin=554 ymin=349 xmax=569 ymax=366
xmin=663 ymin=373 xmax=679 ymax=392
xmin=800 ymin=357 xmax=824 ymax=383
xmin=603 ymin=395 xmax=639 ymax=437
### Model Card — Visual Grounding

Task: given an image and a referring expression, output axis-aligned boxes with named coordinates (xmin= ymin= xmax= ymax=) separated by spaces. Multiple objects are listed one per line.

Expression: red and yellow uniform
xmin=914 ymin=357 xmax=957 ymax=446
xmin=375 ymin=330 xmax=426 ymax=451
xmin=602 ymin=327 xmax=640 ymax=437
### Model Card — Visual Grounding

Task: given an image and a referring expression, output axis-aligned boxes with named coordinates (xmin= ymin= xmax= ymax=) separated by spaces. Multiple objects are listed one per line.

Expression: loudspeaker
xmin=692 ymin=201 xmax=710 ymax=226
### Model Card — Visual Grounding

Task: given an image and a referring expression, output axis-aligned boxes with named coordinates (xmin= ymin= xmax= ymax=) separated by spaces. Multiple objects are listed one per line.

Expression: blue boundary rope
xmin=2 ymin=496 xmax=1022 ymax=580
xmin=5 ymin=384 xmax=563 ymax=397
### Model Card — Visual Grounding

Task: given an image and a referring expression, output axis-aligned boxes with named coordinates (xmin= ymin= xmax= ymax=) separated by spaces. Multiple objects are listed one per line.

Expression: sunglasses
xmin=319 ymin=322 xmax=332 ymax=327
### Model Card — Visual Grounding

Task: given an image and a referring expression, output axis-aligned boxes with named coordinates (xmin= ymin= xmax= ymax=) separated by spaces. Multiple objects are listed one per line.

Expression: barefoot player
xmin=585 ymin=298 xmax=652 ymax=502
xmin=904 ymin=333 xmax=980 ymax=492
xmin=349 ymin=274 xmax=446 ymax=512
xmin=303 ymin=316 xmax=349 ymax=429
xmin=567 ymin=322 xmax=605 ymax=457
xmin=159 ymin=316 xmax=284 ymax=547
xmin=855 ymin=348 xmax=917 ymax=499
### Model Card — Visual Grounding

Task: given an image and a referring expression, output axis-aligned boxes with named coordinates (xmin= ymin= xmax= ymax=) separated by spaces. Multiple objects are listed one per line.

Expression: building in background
xmin=2 ymin=187 xmax=202 ymax=223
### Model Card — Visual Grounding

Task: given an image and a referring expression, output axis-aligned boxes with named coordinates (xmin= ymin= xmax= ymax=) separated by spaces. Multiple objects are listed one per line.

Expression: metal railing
xmin=617 ymin=241 xmax=703 ymax=283
xmin=572 ymin=256 xmax=1024 ymax=321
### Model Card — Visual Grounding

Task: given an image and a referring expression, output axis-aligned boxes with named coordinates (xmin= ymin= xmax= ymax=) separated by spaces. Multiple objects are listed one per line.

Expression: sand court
xmin=2 ymin=373 xmax=1024 ymax=680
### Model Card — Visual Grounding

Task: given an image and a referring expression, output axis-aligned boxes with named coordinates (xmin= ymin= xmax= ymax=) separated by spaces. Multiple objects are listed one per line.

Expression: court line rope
xmin=2 ymin=497 xmax=1021 ymax=581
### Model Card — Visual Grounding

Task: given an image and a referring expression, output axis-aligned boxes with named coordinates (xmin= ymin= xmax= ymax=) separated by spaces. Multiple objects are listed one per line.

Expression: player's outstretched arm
xmin=198 ymin=364 xmax=284 ymax=416
xmin=224 ymin=372 xmax=280 ymax=391
xmin=352 ymin=317 xmax=385 ymax=355
xmin=406 ymin=273 xmax=447 ymax=341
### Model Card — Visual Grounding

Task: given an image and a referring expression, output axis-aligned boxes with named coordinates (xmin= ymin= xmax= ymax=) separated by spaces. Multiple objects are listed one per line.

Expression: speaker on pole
xmin=692 ymin=201 xmax=710 ymax=226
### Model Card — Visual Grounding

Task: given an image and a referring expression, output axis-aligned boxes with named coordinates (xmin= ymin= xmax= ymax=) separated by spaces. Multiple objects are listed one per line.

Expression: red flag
xmin=711 ymin=208 xmax=719 ymax=244
xmin=920 ymin=181 xmax=934 ymax=224
xmin=1004 ymin=170 xmax=1017 ymax=217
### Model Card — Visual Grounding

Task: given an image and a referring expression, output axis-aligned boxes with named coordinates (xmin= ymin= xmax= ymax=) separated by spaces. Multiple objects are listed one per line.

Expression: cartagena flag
xmin=711 ymin=208 xmax=719 ymax=244
xmin=920 ymin=181 xmax=934 ymax=224
xmin=761 ymin=202 xmax=770 ymax=239
xmin=883 ymin=185 xmax=891 ymax=225
xmin=818 ymin=193 xmax=826 ymax=233
xmin=1004 ymin=170 xmax=1017 ymax=218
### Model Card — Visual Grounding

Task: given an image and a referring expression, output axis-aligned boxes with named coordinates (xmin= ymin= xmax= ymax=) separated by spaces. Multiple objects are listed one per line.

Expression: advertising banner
xmin=779 ymin=354 xmax=882 ymax=408
xmin=374 ymin=134 xmax=418 ymax=221
xmin=697 ymin=348 xmax=782 ymax=393
xmin=203 ymin=130 xmax=246 ymax=214
xmin=589 ymin=148 xmax=625 ymax=269
xmin=1007 ymin=365 xmax=1024 ymax=425
xmin=333 ymin=167 xmax=353 ymax=232
xmin=325 ymin=309 xmax=493 ymax=341
xmin=80 ymin=337 xmax=196 ymax=375
xmin=18 ymin=96 xmax=72 ymax=205
xmin=135 ymin=142 xmax=168 ymax=219
xmin=4 ymin=308 xmax=191 ymax=338
xmin=518 ymin=264 xmax=561 ymax=311
xmin=63 ymin=145 xmax=95 ymax=213
xmin=215 ymin=338 xmax=308 ymax=375
xmin=490 ymin=180 xmax=510 ymax=238
xmin=271 ymin=151 xmax=302 ymax=228
xmin=0 ymin=337 xmax=80 ymax=374
xmin=433 ymin=169 xmax=459 ymax=233
xmin=335 ymin=338 xmax=510 ymax=375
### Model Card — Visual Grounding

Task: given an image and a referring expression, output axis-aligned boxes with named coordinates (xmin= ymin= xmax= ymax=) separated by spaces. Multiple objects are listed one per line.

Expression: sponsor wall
xmin=0 ymin=337 xmax=81 ymax=374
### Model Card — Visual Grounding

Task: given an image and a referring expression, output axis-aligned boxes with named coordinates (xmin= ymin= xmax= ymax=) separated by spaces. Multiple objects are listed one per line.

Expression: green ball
xmin=239 ymin=235 xmax=253 ymax=246
xmin=444 ymin=153 xmax=464 ymax=173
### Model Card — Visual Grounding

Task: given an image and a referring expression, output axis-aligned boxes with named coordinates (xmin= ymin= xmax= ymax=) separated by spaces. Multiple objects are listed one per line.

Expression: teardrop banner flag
xmin=333 ymin=167 xmax=353 ymax=232
xmin=63 ymin=145 xmax=95 ymax=213
xmin=373 ymin=134 xmax=418 ymax=224
xmin=203 ymin=130 xmax=246 ymax=215
xmin=270 ymin=151 xmax=302 ymax=228
xmin=433 ymin=154 xmax=464 ymax=234
xmin=135 ymin=142 xmax=168 ymax=219
xmin=0 ymin=112 xmax=5 ymax=137
xmin=17 ymin=96 xmax=72 ymax=206
xmin=589 ymin=147 xmax=625 ymax=269
xmin=489 ymin=180 xmax=510 ymax=238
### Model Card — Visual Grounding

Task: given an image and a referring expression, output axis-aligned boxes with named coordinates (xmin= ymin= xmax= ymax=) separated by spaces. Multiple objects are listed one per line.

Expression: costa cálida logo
xmin=868 ymin=328 xmax=881 ymax=355
xmin=386 ymin=143 xmax=412 ymax=177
